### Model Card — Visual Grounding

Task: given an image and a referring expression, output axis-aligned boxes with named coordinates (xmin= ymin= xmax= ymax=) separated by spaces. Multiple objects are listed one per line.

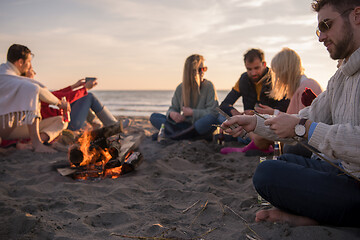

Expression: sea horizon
xmin=91 ymin=89 xmax=243 ymax=117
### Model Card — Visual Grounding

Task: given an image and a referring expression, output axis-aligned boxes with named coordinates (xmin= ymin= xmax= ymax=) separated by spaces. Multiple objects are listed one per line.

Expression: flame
xmin=104 ymin=165 xmax=123 ymax=178
xmin=77 ymin=130 xmax=97 ymax=166
xmin=71 ymin=130 xmax=127 ymax=180
xmin=99 ymin=148 xmax=113 ymax=167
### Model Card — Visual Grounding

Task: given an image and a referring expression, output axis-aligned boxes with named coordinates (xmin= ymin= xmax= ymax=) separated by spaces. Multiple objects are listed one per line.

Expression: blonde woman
xmin=256 ymin=47 xmax=322 ymax=115
xmin=221 ymin=48 xmax=322 ymax=155
xmin=150 ymin=54 xmax=219 ymax=140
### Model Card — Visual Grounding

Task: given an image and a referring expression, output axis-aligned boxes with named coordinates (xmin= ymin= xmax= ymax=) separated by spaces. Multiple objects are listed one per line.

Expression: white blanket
xmin=0 ymin=74 xmax=41 ymax=128
xmin=0 ymin=62 xmax=42 ymax=128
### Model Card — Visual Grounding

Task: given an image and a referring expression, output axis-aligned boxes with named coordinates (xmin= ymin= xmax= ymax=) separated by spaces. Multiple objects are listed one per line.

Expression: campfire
xmin=57 ymin=123 xmax=143 ymax=180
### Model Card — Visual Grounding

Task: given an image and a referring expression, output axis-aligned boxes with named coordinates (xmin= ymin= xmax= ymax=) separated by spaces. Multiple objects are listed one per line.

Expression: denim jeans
xmin=68 ymin=92 xmax=104 ymax=131
xmin=253 ymin=153 xmax=360 ymax=226
xmin=149 ymin=112 xmax=217 ymax=135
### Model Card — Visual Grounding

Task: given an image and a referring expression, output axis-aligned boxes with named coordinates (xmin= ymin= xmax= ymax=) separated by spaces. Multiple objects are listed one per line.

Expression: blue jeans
xmin=150 ymin=112 xmax=217 ymax=135
xmin=68 ymin=93 xmax=104 ymax=131
xmin=253 ymin=154 xmax=360 ymax=226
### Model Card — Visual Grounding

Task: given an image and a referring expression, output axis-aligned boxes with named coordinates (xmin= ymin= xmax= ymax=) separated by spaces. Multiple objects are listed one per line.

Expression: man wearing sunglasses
xmin=222 ymin=0 xmax=360 ymax=226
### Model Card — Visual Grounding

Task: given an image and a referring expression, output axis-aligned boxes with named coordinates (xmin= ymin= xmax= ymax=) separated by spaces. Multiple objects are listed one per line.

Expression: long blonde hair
xmin=270 ymin=48 xmax=304 ymax=100
xmin=182 ymin=54 xmax=204 ymax=107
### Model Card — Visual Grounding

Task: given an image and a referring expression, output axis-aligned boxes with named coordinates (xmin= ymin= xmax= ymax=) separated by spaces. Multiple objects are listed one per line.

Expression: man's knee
xmin=253 ymin=160 xmax=279 ymax=190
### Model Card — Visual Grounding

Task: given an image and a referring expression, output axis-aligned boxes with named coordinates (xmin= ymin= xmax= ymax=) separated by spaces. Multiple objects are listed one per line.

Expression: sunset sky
xmin=0 ymin=0 xmax=338 ymax=91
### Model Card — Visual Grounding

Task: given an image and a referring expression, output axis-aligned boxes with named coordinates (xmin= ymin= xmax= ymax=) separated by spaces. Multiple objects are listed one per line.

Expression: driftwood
xmin=87 ymin=122 xmax=123 ymax=140
xmin=118 ymin=134 xmax=144 ymax=164
xmin=57 ymin=132 xmax=145 ymax=178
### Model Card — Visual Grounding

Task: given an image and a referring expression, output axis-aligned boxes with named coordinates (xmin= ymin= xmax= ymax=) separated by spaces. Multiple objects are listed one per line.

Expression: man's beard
xmin=250 ymin=75 xmax=261 ymax=82
xmin=330 ymin=21 xmax=354 ymax=60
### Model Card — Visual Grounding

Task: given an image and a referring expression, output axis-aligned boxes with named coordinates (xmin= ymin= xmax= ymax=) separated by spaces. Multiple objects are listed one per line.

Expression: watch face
xmin=295 ymin=124 xmax=306 ymax=137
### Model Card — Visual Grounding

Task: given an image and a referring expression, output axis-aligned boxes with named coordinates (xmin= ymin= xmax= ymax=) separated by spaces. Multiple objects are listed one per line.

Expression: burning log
xmin=68 ymin=123 xmax=124 ymax=167
xmin=68 ymin=145 xmax=83 ymax=167
xmin=121 ymin=152 xmax=143 ymax=174
xmin=87 ymin=122 xmax=123 ymax=140
xmin=60 ymin=123 xmax=144 ymax=180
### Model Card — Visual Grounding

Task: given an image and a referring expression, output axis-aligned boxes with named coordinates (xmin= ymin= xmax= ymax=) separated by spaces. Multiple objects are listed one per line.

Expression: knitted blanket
xmin=0 ymin=66 xmax=41 ymax=128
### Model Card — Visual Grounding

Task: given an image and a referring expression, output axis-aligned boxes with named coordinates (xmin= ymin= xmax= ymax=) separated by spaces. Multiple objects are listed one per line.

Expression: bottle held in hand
xmin=61 ymin=97 xmax=71 ymax=123
xmin=215 ymin=127 xmax=225 ymax=145
xmin=157 ymin=123 xmax=166 ymax=143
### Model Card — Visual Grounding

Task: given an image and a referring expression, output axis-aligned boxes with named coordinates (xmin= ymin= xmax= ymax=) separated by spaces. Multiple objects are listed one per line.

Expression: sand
xmin=0 ymin=116 xmax=359 ymax=240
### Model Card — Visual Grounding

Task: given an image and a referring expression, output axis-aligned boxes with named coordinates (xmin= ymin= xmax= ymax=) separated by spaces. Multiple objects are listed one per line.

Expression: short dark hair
xmin=312 ymin=0 xmax=360 ymax=13
xmin=7 ymin=44 xmax=33 ymax=63
xmin=244 ymin=48 xmax=265 ymax=63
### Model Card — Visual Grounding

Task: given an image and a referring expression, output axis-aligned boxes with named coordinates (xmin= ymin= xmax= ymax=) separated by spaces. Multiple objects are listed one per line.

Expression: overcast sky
xmin=0 ymin=0 xmax=338 ymax=90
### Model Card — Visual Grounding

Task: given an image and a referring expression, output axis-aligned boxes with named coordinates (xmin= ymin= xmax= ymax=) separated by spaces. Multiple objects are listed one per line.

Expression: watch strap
xmin=299 ymin=118 xmax=307 ymax=126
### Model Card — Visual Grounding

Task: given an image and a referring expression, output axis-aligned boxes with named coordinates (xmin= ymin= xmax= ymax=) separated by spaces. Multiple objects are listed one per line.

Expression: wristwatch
xmin=295 ymin=118 xmax=308 ymax=137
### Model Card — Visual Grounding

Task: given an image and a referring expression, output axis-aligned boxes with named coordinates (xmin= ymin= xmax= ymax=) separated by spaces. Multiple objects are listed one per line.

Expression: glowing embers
xmin=65 ymin=124 xmax=143 ymax=180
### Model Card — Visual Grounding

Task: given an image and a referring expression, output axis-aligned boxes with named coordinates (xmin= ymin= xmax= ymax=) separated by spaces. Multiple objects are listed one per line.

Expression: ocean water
xmin=93 ymin=90 xmax=243 ymax=117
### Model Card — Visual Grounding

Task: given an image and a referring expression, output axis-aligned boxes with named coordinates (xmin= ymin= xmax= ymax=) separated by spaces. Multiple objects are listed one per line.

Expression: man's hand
xmin=264 ymin=113 xmax=299 ymax=138
xmin=25 ymin=67 xmax=36 ymax=79
xmin=221 ymin=115 xmax=256 ymax=137
xmin=57 ymin=99 xmax=71 ymax=113
xmin=255 ymin=103 xmax=274 ymax=115
xmin=182 ymin=106 xmax=193 ymax=117
xmin=170 ymin=111 xmax=185 ymax=123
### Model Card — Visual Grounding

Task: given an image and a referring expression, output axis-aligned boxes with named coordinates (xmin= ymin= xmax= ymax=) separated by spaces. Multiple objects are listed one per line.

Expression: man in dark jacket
xmin=220 ymin=48 xmax=289 ymax=116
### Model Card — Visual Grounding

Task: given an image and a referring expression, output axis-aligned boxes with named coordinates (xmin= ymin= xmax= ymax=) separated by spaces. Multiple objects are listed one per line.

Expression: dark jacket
xmin=220 ymin=67 xmax=289 ymax=116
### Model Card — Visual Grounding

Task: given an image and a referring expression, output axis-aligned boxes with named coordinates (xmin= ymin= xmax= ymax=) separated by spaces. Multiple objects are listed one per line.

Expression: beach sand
xmin=0 ymin=116 xmax=359 ymax=240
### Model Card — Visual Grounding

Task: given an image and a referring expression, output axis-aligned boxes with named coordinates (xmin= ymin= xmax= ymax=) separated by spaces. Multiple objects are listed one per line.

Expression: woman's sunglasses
xmin=316 ymin=8 xmax=353 ymax=37
xmin=198 ymin=66 xmax=208 ymax=72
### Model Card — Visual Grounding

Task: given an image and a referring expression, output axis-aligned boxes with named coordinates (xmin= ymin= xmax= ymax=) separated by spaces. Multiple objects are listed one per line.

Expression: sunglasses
xmin=198 ymin=66 xmax=208 ymax=72
xmin=316 ymin=8 xmax=353 ymax=37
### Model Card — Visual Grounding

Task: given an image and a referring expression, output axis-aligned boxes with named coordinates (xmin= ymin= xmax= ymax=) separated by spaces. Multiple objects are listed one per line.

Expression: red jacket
xmin=41 ymin=86 xmax=87 ymax=119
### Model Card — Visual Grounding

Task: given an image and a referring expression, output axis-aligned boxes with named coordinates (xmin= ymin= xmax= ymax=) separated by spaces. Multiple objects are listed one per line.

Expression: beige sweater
xmin=254 ymin=47 xmax=360 ymax=177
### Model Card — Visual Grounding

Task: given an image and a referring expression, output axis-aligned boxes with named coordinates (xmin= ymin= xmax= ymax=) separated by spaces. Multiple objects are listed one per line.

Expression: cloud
xmin=232 ymin=0 xmax=283 ymax=8
xmin=0 ymin=0 xmax=333 ymax=90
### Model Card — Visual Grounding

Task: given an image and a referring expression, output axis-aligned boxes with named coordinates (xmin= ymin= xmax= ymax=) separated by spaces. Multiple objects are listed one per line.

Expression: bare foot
xmin=33 ymin=143 xmax=57 ymax=153
xmin=255 ymin=208 xmax=318 ymax=226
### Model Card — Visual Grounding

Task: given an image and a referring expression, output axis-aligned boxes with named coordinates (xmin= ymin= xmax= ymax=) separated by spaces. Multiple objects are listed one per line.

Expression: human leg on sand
xmin=27 ymin=118 xmax=57 ymax=153
xmin=255 ymin=208 xmax=318 ymax=226
xmin=253 ymin=154 xmax=360 ymax=227
xmin=3 ymin=116 xmax=66 ymax=153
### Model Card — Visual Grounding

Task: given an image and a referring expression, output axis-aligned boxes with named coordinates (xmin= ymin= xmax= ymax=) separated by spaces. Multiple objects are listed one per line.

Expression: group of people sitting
xmin=150 ymin=48 xmax=322 ymax=156
xmin=0 ymin=44 xmax=128 ymax=153
xmin=148 ymin=0 xmax=360 ymax=228
xmin=0 ymin=0 xmax=359 ymax=229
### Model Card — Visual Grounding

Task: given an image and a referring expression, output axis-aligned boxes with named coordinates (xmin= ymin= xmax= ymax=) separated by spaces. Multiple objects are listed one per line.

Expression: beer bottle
xmin=273 ymin=141 xmax=281 ymax=160
xmin=61 ymin=97 xmax=71 ymax=123
xmin=157 ymin=123 xmax=166 ymax=143
xmin=257 ymin=156 xmax=270 ymax=206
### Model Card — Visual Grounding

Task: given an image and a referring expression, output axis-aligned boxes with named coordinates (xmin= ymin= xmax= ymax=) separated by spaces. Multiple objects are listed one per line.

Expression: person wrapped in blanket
xmin=0 ymin=44 xmax=69 ymax=153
